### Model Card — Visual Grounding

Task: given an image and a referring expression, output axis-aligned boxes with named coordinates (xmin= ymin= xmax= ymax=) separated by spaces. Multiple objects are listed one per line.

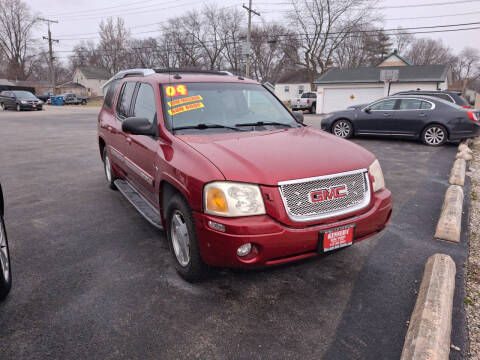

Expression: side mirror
xmin=292 ymin=111 xmax=304 ymax=124
xmin=122 ymin=117 xmax=156 ymax=137
xmin=364 ymin=108 xmax=371 ymax=114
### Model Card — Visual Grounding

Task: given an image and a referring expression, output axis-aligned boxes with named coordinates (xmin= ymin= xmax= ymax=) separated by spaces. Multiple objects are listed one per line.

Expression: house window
xmin=284 ymin=85 xmax=289 ymax=93
xmin=298 ymin=85 xmax=304 ymax=95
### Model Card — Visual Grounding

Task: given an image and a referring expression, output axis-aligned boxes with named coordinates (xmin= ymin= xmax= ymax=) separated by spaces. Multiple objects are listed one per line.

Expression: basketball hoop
xmin=380 ymin=69 xmax=399 ymax=84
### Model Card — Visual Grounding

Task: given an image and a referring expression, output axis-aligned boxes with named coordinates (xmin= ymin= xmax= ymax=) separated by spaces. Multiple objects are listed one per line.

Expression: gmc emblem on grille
xmin=309 ymin=185 xmax=348 ymax=203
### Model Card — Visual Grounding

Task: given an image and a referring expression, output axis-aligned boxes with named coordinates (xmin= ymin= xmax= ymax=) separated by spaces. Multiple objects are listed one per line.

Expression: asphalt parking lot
xmin=0 ymin=107 xmax=469 ymax=359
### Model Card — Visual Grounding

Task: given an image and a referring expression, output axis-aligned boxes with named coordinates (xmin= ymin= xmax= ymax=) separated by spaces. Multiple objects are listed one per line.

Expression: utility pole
xmin=39 ymin=18 xmax=59 ymax=95
xmin=242 ymin=0 xmax=260 ymax=78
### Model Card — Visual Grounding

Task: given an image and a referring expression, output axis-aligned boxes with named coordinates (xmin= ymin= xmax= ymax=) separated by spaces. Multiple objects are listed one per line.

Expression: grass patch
xmin=86 ymin=99 xmax=103 ymax=107
xmin=472 ymin=191 xmax=478 ymax=201
xmin=465 ymin=297 xmax=473 ymax=305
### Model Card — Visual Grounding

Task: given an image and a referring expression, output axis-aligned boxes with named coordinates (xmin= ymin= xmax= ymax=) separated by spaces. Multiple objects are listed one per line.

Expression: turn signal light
xmin=467 ymin=111 xmax=479 ymax=123
xmin=206 ymin=188 xmax=228 ymax=213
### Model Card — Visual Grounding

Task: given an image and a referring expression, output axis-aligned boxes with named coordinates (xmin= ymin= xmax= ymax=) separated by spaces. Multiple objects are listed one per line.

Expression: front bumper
xmin=194 ymin=188 xmax=392 ymax=268
xmin=19 ymin=103 xmax=42 ymax=110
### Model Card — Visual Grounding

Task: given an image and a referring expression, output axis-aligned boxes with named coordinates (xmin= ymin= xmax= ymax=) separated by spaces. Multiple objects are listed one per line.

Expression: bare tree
xmin=220 ymin=8 xmax=244 ymax=73
xmin=250 ymin=23 xmax=293 ymax=83
xmin=286 ymin=0 xmax=378 ymax=89
xmin=69 ymin=41 xmax=100 ymax=71
xmin=333 ymin=25 xmax=391 ymax=68
xmin=451 ymin=47 xmax=480 ymax=82
xmin=0 ymin=0 xmax=38 ymax=80
xmin=405 ymin=38 xmax=455 ymax=65
xmin=391 ymin=28 xmax=414 ymax=55
xmin=97 ymin=17 xmax=131 ymax=75
xmin=161 ymin=18 xmax=203 ymax=68
xmin=129 ymin=37 xmax=159 ymax=68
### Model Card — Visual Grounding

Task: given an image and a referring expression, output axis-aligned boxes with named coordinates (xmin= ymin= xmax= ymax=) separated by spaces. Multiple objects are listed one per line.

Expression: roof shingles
xmin=315 ymin=65 xmax=448 ymax=84
xmin=77 ymin=67 xmax=110 ymax=80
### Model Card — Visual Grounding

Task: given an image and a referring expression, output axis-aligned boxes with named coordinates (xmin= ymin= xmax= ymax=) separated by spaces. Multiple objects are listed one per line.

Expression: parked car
xmin=60 ymin=93 xmax=89 ymax=105
xmin=290 ymin=92 xmax=317 ymax=113
xmin=0 ymin=91 xmax=43 ymax=111
xmin=36 ymin=92 xmax=54 ymax=103
xmin=98 ymin=69 xmax=392 ymax=281
xmin=322 ymin=95 xmax=480 ymax=146
xmin=393 ymin=90 xmax=471 ymax=108
xmin=0 ymin=183 xmax=12 ymax=300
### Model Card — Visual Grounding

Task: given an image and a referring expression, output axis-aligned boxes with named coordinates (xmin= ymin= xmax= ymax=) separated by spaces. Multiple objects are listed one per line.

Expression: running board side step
xmin=114 ymin=179 xmax=163 ymax=230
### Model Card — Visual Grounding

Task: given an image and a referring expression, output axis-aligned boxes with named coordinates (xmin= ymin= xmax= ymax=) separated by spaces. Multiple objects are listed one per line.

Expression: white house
xmin=274 ymin=69 xmax=313 ymax=102
xmin=72 ymin=67 xmax=110 ymax=97
xmin=314 ymin=51 xmax=451 ymax=114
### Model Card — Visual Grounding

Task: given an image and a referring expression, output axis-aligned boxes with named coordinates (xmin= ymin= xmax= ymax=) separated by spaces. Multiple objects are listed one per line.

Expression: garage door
xmin=323 ymin=87 xmax=384 ymax=113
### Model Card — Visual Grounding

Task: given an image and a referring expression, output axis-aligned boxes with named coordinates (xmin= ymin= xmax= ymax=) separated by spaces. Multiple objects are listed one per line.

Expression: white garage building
xmin=314 ymin=52 xmax=450 ymax=114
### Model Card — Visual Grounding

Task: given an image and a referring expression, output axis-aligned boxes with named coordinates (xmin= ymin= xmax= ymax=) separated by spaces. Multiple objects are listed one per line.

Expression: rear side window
xmin=430 ymin=93 xmax=453 ymax=102
xmin=398 ymin=99 xmax=422 ymax=110
xmin=370 ymin=99 xmax=397 ymax=111
xmin=132 ymin=83 xmax=156 ymax=125
xmin=420 ymin=101 xmax=433 ymax=109
xmin=116 ymin=82 xmax=137 ymax=118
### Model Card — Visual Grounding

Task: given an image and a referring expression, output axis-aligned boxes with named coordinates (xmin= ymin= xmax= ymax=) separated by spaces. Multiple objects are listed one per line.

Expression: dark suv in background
xmin=393 ymin=90 xmax=471 ymax=108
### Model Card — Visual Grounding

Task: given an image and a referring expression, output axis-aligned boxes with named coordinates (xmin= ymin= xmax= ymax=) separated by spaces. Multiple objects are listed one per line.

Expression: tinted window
xmin=370 ymin=99 xmax=397 ymax=111
xmin=116 ymin=82 xmax=136 ymax=118
xmin=103 ymin=80 xmax=119 ymax=110
xmin=421 ymin=101 xmax=433 ymax=109
xmin=429 ymin=93 xmax=452 ymax=102
xmin=133 ymin=83 xmax=156 ymax=125
xmin=398 ymin=99 xmax=422 ymax=110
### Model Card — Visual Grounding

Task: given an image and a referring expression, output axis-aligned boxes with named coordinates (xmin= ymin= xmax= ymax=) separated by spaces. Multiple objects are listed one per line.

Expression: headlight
xmin=204 ymin=182 xmax=266 ymax=217
xmin=20 ymin=100 xmax=27 ymax=104
xmin=369 ymin=159 xmax=385 ymax=192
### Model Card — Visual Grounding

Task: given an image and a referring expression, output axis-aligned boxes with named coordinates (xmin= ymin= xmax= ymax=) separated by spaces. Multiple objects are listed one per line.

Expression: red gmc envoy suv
xmin=98 ymin=69 xmax=392 ymax=281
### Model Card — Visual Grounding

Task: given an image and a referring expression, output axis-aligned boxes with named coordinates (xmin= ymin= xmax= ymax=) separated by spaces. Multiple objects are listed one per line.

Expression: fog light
xmin=237 ymin=243 xmax=252 ymax=257
xmin=208 ymin=220 xmax=225 ymax=232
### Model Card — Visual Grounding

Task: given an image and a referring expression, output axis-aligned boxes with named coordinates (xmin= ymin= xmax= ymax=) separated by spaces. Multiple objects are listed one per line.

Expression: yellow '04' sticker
xmin=168 ymin=95 xmax=203 ymax=107
xmin=168 ymin=102 xmax=204 ymax=116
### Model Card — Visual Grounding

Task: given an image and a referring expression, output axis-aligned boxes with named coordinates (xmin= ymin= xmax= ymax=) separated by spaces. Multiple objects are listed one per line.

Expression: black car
xmin=0 ymin=183 xmax=11 ymax=300
xmin=0 ymin=91 xmax=43 ymax=111
xmin=322 ymin=95 xmax=480 ymax=146
xmin=393 ymin=90 xmax=471 ymax=108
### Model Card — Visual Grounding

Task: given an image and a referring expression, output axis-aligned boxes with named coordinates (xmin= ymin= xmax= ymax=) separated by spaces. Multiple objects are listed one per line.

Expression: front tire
xmin=310 ymin=104 xmax=316 ymax=114
xmin=1 ymin=103 xmax=5 ymax=111
xmin=16 ymin=104 xmax=21 ymax=111
xmin=102 ymin=147 xmax=116 ymax=190
xmin=166 ymin=194 xmax=208 ymax=282
xmin=0 ymin=216 xmax=12 ymax=301
xmin=421 ymin=124 xmax=447 ymax=146
xmin=332 ymin=119 xmax=353 ymax=138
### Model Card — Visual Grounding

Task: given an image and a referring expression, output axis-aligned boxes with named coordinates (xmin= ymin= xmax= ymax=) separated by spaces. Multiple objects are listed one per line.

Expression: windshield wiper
xmin=173 ymin=123 xmax=245 ymax=132
xmin=235 ymin=121 xmax=293 ymax=128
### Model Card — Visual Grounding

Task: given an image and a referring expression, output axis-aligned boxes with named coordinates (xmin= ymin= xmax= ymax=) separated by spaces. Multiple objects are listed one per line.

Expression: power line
xmin=43 ymin=0 xmax=159 ymax=17
xmin=256 ymin=0 xmax=480 ymax=9
xmin=385 ymin=9 xmax=480 ymax=21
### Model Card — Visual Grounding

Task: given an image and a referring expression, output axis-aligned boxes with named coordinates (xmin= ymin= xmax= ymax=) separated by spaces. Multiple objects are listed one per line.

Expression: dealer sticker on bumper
xmin=319 ymin=224 xmax=355 ymax=253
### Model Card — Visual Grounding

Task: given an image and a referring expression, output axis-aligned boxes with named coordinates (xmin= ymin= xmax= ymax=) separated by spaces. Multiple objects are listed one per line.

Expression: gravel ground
xmin=467 ymin=136 xmax=480 ymax=359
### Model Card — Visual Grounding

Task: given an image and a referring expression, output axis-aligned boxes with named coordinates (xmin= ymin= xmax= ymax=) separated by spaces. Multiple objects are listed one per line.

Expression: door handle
xmin=107 ymin=125 xmax=113 ymax=132
xmin=419 ymin=113 xmax=427 ymax=117
xmin=383 ymin=113 xmax=391 ymax=116
xmin=126 ymin=137 xmax=132 ymax=145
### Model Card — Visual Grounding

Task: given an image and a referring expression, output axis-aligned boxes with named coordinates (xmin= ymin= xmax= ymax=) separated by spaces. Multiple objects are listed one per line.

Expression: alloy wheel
xmin=424 ymin=126 xmax=445 ymax=145
xmin=170 ymin=210 xmax=190 ymax=267
xmin=0 ymin=220 xmax=9 ymax=283
xmin=333 ymin=120 xmax=351 ymax=138
xmin=16 ymin=104 xmax=20 ymax=111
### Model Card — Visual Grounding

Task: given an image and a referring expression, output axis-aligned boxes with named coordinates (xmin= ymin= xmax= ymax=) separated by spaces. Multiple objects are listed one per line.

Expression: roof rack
xmin=101 ymin=68 xmax=156 ymax=91
xmin=154 ymin=68 xmax=231 ymax=76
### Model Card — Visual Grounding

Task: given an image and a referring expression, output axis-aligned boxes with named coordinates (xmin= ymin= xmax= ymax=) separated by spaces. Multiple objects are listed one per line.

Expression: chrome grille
xmin=278 ymin=169 xmax=370 ymax=222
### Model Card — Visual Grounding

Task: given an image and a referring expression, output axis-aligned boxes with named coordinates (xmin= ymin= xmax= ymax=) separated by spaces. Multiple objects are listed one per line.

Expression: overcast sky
xmin=24 ymin=0 xmax=480 ymax=63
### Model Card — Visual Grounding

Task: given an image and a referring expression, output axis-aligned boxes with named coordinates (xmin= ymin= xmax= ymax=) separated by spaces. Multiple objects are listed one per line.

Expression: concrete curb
xmin=449 ymin=158 xmax=466 ymax=186
xmin=434 ymin=185 xmax=464 ymax=242
xmin=401 ymin=254 xmax=456 ymax=360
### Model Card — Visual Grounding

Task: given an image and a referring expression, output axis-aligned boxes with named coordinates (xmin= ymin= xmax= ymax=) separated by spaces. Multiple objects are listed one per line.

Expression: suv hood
xmin=177 ymin=127 xmax=375 ymax=186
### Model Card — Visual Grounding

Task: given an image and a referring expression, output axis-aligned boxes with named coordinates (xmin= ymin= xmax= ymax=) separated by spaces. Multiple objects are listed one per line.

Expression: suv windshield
xmin=162 ymin=82 xmax=299 ymax=132
xmin=13 ymin=91 xmax=36 ymax=100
